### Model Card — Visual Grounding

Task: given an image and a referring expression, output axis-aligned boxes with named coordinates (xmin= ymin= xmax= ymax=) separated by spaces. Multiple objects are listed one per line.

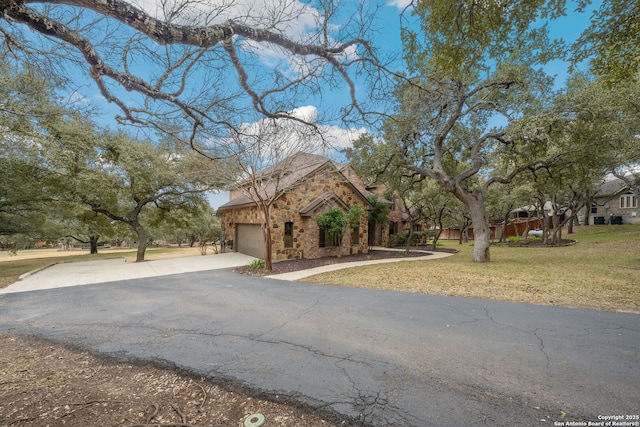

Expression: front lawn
xmin=302 ymin=225 xmax=640 ymax=313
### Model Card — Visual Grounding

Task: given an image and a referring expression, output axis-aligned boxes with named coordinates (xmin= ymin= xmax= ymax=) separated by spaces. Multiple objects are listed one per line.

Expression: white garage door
xmin=236 ymin=224 xmax=264 ymax=259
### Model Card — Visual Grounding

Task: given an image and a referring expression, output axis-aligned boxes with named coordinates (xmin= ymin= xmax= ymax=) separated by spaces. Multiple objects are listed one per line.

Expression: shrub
xmin=249 ymin=259 xmax=265 ymax=269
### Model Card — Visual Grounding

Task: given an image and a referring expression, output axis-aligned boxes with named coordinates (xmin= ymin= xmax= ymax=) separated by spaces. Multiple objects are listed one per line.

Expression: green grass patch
xmin=304 ymin=225 xmax=640 ymax=313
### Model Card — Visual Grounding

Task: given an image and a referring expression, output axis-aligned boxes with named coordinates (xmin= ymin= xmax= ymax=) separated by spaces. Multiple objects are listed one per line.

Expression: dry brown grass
xmin=303 ymin=225 xmax=640 ymax=313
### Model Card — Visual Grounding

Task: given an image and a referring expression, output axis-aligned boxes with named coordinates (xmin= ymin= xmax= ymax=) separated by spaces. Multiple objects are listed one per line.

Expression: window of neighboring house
xmin=620 ymin=194 xmax=638 ymax=209
xmin=319 ymin=227 xmax=338 ymax=247
xmin=351 ymin=225 xmax=359 ymax=245
xmin=284 ymin=221 xmax=293 ymax=248
xmin=591 ymin=201 xmax=598 ymax=214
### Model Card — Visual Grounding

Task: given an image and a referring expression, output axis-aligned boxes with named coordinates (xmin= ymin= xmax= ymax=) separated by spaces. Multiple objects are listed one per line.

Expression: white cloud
xmin=386 ymin=0 xmax=414 ymax=10
xmin=290 ymin=105 xmax=318 ymax=122
xmin=319 ymin=123 xmax=367 ymax=150
xmin=217 ymin=105 xmax=365 ymax=158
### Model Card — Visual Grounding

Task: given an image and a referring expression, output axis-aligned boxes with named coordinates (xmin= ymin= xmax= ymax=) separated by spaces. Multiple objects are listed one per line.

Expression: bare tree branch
xmin=1 ymin=0 xmax=385 ymax=137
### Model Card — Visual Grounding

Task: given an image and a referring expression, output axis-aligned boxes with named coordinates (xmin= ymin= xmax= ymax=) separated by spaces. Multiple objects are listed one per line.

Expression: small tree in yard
xmin=316 ymin=208 xmax=346 ymax=258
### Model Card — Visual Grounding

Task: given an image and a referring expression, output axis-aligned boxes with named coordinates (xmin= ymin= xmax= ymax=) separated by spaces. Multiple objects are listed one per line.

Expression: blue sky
xmin=70 ymin=0 xmax=599 ymax=138
xmin=54 ymin=0 xmax=600 ymax=208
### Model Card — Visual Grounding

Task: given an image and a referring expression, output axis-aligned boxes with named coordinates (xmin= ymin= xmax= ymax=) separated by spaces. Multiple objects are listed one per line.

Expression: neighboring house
xmin=217 ymin=152 xmax=373 ymax=260
xmin=582 ymin=178 xmax=639 ymax=225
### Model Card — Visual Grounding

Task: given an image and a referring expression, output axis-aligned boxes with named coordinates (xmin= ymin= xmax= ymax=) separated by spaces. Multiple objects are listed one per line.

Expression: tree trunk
xmin=431 ymin=207 xmax=446 ymax=250
xmin=467 ymin=197 xmax=491 ymax=263
xmin=501 ymin=212 xmax=510 ymax=243
xmin=542 ymin=212 xmax=550 ymax=245
xmin=89 ymin=235 xmax=99 ymax=254
xmin=584 ymin=201 xmax=592 ymax=226
xmin=405 ymin=222 xmax=415 ymax=253
xmin=134 ymin=223 xmax=147 ymax=262
xmin=260 ymin=204 xmax=273 ymax=271
xmin=262 ymin=221 xmax=273 ymax=270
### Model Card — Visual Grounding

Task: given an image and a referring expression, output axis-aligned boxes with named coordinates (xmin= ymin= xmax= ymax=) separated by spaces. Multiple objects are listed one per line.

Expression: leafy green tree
xmin=486 ymin=179 xmax=535 ymax=243
xmin=346 ymin=134 xmax=461 ymax=250
xmin=316 ymin=208 xmax=346 ymax=257
xmin=377 ymin=0 xmax=570 ymax=262
xmin=0 ymin=60 xmax=71 ymax=237
xmin=16 ymin=105 xmax=228 ymax=262
xmin=0 ymin=142 xmax=49 ymax=236
xmin=150 ymin=201 xmax=221 ymax=253
xmin=572 ymin=0 xmax=640 ymax=85
xmin=566 ymin=75 xmax=640 ymax=200
xmin=74 ymin=133 xmax=224 ymax=262
xmin=346 ymin=204 xmax=364 ymax=230
xmin=56 ymin=205 xmax=117 ymax=254
xmin=492 ymin=70 xmax=640 ymax=243
xmin=345 ymin=204 xmax=365 ymax=252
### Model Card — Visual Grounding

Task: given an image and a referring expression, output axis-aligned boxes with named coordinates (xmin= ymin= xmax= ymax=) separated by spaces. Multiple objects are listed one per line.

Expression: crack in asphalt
xmin=602 ymin=322 xmax=640 ymax=333
xmin=87 ymin=321 xmax=379 ymax=371
xmin=532 ymin=328 xmax=551 ymax=368
xmin=334 ymin=358 xmax=391 ymax=426
xmin=255 ymin=295 xmax=325 ymax=339
xmin=482 ymin=306 xmax=551 ymax=367
xmin=4 ymin=280 xmax=639 ymax=427
xmin=43 ymin=318 xmax=403 ymax=426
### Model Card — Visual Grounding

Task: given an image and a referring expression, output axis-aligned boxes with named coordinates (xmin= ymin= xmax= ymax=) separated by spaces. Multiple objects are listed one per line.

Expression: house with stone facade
xmin=217 ymin=152 xmax=374 ymax=260
xmin=580 ymin=178 xmax=639 ymax=225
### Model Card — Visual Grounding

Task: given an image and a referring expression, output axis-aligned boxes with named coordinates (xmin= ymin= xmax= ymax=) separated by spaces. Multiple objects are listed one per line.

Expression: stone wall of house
xmin=219 ymin=163 xmax=370 ymax=260
xmin=590 ymin=194 xmax=640 ymax=224
xmin=218 ymin=205 xmax=262 ymax=251
xmin=340 ymin=165 xmax=368 ymax=194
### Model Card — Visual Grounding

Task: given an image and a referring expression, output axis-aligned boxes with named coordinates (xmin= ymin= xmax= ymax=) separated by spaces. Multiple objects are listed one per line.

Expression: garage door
xmin=236 ymin=224 xmax=264 ymax=259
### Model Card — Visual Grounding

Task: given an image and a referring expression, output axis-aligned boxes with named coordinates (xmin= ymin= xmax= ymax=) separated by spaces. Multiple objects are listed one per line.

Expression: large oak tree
xmin=372 ymin=0 xmax=568 ymax=262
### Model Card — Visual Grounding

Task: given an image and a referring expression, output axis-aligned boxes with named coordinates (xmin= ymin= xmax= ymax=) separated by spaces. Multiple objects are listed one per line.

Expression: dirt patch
xmin=233 ymin=249 xmax=434 ymax=277
xmin=0 ymin=334 xmax=352 ymax=427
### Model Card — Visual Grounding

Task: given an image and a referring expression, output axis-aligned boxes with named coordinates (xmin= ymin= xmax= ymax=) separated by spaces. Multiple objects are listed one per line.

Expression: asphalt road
xmin=1 ymin=269 xmax=638 ymax=426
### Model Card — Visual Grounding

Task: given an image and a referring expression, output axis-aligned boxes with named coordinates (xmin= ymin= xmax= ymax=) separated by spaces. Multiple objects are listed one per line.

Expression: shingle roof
xmin=217 ymin=152 xmax=371 ymax=211
xmin=596 ymin=179 xmax=628 ymax=197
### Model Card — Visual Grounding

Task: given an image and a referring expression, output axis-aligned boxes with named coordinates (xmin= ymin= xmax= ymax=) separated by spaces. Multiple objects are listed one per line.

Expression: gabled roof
xmin=258 ymin=152 xmax=334 ymax=188
xmin=299 ymin=192 xmax=349 ymax=216
xmin=596 ymin=179 xmax=629 ymax=198
xmin=218 ymin=152 xmax=372 ymax=211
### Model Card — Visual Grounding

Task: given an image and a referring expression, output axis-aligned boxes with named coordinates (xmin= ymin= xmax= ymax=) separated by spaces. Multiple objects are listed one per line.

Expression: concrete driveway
xmin=0 ymin=251 xmax=257 ymax=294
xmin=0 ymin=264 xmax=638 ymax=426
